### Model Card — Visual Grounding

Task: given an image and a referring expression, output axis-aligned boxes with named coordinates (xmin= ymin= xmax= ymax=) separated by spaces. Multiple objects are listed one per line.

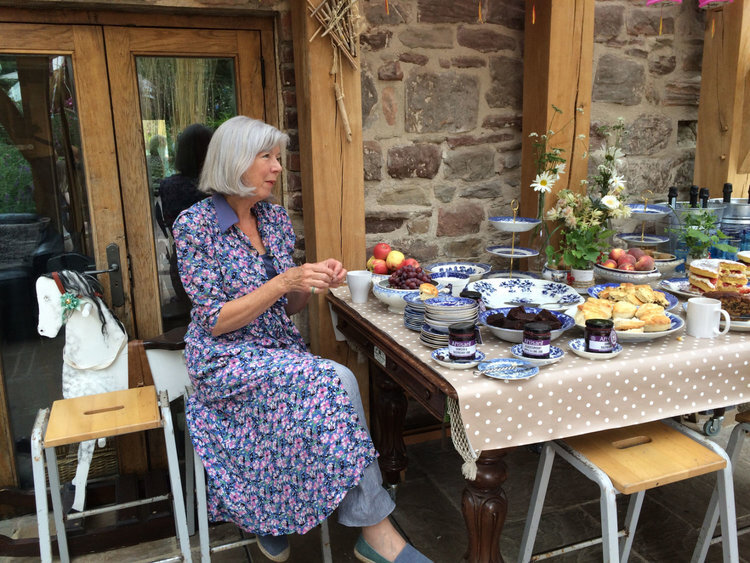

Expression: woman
xmin=173 ymin=116 xmax=431 ymax=563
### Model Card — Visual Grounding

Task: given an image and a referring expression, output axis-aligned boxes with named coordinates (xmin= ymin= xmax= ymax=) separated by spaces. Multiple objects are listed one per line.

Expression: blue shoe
xmin=257 ymin=534 xmax=290 ymax=562
xmin=354 ymin=535 xmax=433 ymax=563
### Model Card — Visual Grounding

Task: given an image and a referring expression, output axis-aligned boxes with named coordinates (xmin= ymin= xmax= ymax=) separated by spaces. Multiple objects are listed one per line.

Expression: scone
xmin=613 ymin=318 xmax=645 ymax=332
xmin=640 ymin=313 xmax=671 ymax=332
xmin=577 ymin=298 xmax=614 ymax=321
xmin=612 ymin=301 xmax=638 ymax=319
xmin=634 ymin=303 xmax=665 ymax=319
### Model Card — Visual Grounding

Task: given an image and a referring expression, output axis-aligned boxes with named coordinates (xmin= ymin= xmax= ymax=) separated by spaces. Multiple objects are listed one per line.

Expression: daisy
xmin=531 ymin=170 xmax=555 ymax=193
xmin=601 ymin=194 xmax=620 ymax=210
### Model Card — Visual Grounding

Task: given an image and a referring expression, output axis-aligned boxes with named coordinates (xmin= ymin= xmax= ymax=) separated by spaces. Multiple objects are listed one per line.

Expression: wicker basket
xmin=52 ymin=441 xmax=120 ymax=484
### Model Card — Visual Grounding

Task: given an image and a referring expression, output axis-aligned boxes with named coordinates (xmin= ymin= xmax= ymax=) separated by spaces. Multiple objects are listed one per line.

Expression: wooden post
xmin=291 ymin=6 xmax=366 ymax=362
xmin=693 ymin=0 xmax=750 ymax=198
xmin=520 ymin=0 xmax=595 ymax=220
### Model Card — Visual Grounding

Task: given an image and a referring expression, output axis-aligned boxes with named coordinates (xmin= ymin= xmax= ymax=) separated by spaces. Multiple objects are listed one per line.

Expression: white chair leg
xmin=160 ymin=392 xmax=193 ymax=562
xmin=691 ymin=421 xmax=747 ymax=563
xmin=599 ymin=485 xmax=620 ymax=563
xmin=619 ymin=490 xmax=644 ymax=563
xmin=716 ymin=462 xmax=739 ymax=563
xmin=31 ymin=409 xmax=52 ymax=563
xmin=185 ymin=422 xmax=196 ymax=536
xmin=194 ymin=449 xmax=211 ymax=563
xmin=321 ymin=518 xmax=332 ymax=563
xmin=518 ymin=443 xmax=556 ymax=563
xmin=45 ymin=444 xmax=69 ymax=563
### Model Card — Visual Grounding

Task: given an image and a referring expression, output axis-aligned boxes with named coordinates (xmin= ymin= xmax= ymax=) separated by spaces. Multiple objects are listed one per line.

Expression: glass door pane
xmin=135 ymin=57 xmax=237 ymax=330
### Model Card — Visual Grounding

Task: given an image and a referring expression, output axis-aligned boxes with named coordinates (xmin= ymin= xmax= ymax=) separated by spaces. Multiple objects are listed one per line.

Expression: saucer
xmin=510 ymin=344 xmax=564 ymax=366
xmin=475 ymin=358 xmax=539 ymax=381
xmin=568 ymin=338 xmax=623 ymax=360
xmin=431 ymin=348 xmax=485 ymax=370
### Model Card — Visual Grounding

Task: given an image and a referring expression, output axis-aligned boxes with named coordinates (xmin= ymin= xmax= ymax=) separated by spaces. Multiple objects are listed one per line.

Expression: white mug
xmin=686 ymin=297 xmax=731 ymax=338
xmin=347 ymin=270 xmax=372 ymax=304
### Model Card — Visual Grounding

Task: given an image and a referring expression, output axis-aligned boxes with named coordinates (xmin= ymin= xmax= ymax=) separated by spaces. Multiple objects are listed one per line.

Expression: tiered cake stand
xmin=486 ymin=200 xmax=541 ymax=278
xmin=619 ymin=191 xmax=671 ymax=248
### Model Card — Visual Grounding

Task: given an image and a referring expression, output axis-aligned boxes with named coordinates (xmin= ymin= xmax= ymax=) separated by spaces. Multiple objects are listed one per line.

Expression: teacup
xmin=686 ymin=297 xmax=731 ymax=338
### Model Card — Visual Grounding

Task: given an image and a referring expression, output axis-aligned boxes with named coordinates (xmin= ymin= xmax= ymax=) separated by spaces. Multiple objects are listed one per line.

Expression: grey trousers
xmin=330 ymin=360 xmax=396 ymax=528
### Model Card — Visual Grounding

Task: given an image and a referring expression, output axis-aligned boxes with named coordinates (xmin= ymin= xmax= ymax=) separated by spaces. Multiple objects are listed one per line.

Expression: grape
xmin=387 ymin=264 xmax=434 ymax=289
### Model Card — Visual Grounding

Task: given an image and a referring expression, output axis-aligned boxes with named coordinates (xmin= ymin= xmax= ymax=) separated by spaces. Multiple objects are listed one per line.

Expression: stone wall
xmin=357 ymin=0 xmax=706 ymax=268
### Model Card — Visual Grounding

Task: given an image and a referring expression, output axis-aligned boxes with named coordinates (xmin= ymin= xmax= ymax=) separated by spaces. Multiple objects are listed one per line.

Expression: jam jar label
xmin=522 ymin=335 xmax=550 ymax=358
xmin=449 ymin=339 xmax=476 ymax=359
xmin=587 ymin=333 xmax=613 ymax=352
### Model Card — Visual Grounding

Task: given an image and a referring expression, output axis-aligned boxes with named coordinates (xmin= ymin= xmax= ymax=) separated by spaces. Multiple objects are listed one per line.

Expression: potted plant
xmin=668 ymin=209 xmax=736 ymax=263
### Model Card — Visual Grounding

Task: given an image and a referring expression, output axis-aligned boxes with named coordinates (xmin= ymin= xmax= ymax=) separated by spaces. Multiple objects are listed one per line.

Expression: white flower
xmin=552 ymin=162 xmax=566 ymax=179
xmin=608 ymin=173 xmax=626 ymax=191
xmin=601 ymin=195 xmax=619 ymax=210
xmin=531 ymin=171 xmax=555 ymax=193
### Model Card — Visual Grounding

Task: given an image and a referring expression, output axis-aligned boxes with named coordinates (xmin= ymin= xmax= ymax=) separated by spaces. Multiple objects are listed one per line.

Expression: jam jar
xmin=448 ymin=322 xmax=477 ymax=361
xmin=584 ymin=318 xmax=617 ymax=353
xmin=522 ymin=322 xmax=551 ymax=359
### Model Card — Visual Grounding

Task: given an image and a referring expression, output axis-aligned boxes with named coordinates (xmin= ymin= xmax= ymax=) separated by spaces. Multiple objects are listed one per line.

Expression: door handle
xmin=84 ymin=243 xmax=125 ymax=307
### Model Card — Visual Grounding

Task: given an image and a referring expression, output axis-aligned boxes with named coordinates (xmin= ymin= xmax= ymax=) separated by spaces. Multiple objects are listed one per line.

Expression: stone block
xmin=485 ymin=0 xmax=525 ymax=31
xmin=387 ymin=144 xmax=442 ymax=179
xmin=459 ymin=181 xmax=503 ymax=200
xmin=399 ymin=26 xmax=455 ymax=49
xmin=399 ymin=52 xmax=429 ymax=66
xmin=627 ymin=9 xmax=674 ymax=36
xmin=592 ymin=54 xmax=645 ymax=106
xmin=378 ymin=60 xmax=404 ymax=81
xmin=444 ymin=146 xmax=496 ymax=182
xmin=382 ymin=86 xmax=398 ymax=126
xmin=407 ymin=212 xmax=432 ymax=235
xmin=451 ymin=56 xmax=487 ymax=68
xmin=363 ymin=0 xmax=409 ymax=25
xmin=363 ymin=141 xmax=382 ymax=181
xmin=483 ymin=114 xmax=523 ymax=130
xmin=457 ymin=25 xmax=516 ymax=53
xmin=595 ymin=4 xmax=624 ymax=42
xmin=437 ymin=203 xmax=484 ymax=236
xmin=446 ymin=133 xmax=515 ymax=149
xmin=417 ymin=0 xmax=479 ymax=23
xmin=434 ymin=184 xmax=457 ymax=203
xmin=378 ymin=184 xmax=431 ymax=206
xmin=365 ymin=214 xmax=408 ymax=234
xmin=649 ymin=54 xmax=676 ymax=75
xmin=361 ymin=30 xmax=392 ymax=51
xmin=395 ymin=238 xmax=439 ymax=263
xmin=624 ymin=114 xmax=673 ymax=156
xmin=663 ymin=80 xmax=700 ymax=106
xmin=361 ymin=70 xmax=378 ymax=123
xmin=486 ymin=56 xmax=523 ymax=108
xmin=405 ymin=71 xmax=479 ymax=133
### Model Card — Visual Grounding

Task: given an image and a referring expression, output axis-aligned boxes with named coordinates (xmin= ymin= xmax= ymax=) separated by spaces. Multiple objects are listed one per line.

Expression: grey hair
xmin=198 ymin=116 xmax=289 ymax=196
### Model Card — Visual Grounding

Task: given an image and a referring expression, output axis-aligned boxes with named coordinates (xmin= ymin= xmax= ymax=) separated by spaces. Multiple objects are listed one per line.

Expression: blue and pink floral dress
xmin=173 ymin=194 xmax=377 ymax=535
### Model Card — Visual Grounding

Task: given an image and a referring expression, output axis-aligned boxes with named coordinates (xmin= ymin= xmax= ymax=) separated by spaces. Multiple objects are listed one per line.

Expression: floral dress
xmin=173 ymin=195 xmax=377 ymax=535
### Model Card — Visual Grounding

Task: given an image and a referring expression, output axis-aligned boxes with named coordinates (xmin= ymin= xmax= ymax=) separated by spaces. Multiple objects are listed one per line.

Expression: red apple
xmin=600 ymin=259 xmax=618 ymax=269
xmin=617 ymin=254 xmax=637 ymax=267
xmin=371 ymin=259 xmax=388 ymax=275
xmin=373 ymin=242 xmax=392 ymax=260
xmin=619 ymin=263 xmax=636 ymax=271
xmin=609 ymin=248 xmax=627 ymax=261
xmin=634 ymin=255 xmax=655 ymax=271
xmin=386 ymin=250 xmax=405 ymax=272
xmin=628 ymin=247 xmax=647 ymax=260
xmin=402 ymin=258 xmax=420 ymax=268
xmin=366 ymin=255 xmax=377 ymax=271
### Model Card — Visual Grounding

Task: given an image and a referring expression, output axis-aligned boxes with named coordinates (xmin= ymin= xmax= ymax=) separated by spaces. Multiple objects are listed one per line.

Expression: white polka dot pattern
xmin=330 ymin=288 xmax=750 ymax=454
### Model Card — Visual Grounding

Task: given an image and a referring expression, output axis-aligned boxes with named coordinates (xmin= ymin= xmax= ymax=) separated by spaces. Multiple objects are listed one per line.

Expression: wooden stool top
xmin=44 ymin=386 xmax=161 ymax=447
xmin=736 ymin=410 xmax=750 ymax=425
xmin=563 ymin=421 xmax=726 ymax=495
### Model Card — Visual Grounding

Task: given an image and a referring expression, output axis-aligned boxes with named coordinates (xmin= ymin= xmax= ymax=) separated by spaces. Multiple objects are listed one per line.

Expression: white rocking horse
xmin=36 ymin=270 xmax=128 ymax=511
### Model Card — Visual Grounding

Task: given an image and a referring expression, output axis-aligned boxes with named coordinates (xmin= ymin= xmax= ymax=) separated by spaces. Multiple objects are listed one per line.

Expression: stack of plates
xmin=419 ymin=295 xmax=479 ymax=349
xmin=403 ymin=293 xmax=427 ymax=331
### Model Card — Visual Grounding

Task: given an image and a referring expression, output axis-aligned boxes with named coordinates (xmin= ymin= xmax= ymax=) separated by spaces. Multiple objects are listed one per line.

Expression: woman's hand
xmin=282 ymin=260 xmax=346 ymax=294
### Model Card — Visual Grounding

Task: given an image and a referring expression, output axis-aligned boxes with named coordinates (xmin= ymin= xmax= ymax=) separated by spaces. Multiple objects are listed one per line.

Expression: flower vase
xmin=528 ymin=221 xmax=549 ymax=274
xmin=542 ymin=262 xmax=569 ymax=283
xmin=569 ymin=267 xmax=595 ymax=292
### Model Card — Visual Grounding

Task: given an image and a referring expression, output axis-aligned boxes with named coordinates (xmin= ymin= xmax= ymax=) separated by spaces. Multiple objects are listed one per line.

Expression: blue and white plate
xmin=421 ymin=323 xmax=450 ymax=336
xmin=478 ymin=308 xmax=574 ymax=343
xmin=423 ymin=261 xmax=492 ymax=283
xmin=482 ymin=270 xmax=541 ymax=280
xmin=431 ymin=348 xmax=485 ymax=370
xmin=403 ymin=293 xmax=428 ymax=308
xmin=587 ymin=283 xmax=679 ymax=311
xmin=489 ymin=216 xmax=541 ymax=233
xmin=475 ymin=358 xmax=539 ymax=381
xmin=569 ymin=338 xmax=623 ymax=360
xmin=510 ymin=344 xmax=565 ymax=367
xmin=424 ymin=295 xmax=477 ymax=309
xmin=468 ymin=278 xmax=584 ymax=311
xmin=487 ymin=245 xmax=539 ymax=258
xmin=626 ymin=203 xmax=672 ymax=221
xmin=616 ymin=233 xmax=670 ymax=246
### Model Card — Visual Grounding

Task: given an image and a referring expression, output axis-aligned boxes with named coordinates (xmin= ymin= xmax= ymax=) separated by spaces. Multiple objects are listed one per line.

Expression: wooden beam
xmin=694 ymin=0 xmax=750 ymax=198
xmin=520 ymin=0 xmax=595 ymax=221
xmin=291 ymin=3 xmax=365 ymax=360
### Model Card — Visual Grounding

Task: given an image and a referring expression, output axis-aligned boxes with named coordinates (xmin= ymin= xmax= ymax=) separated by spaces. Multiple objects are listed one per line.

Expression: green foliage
xmin=546 ymin=224 xmax=614 ymax=270
xmin=0 ymin=138 xmax=35 ymax=214
xmin=668 ymin=209 xmax=736 ymax=259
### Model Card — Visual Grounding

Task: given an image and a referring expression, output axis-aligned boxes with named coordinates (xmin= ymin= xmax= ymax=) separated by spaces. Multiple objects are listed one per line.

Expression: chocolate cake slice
xmin=703 ymin=291 xmax=750 ymax=319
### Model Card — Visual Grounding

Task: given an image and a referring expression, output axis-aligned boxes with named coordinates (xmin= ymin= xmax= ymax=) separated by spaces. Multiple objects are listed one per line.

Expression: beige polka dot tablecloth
xmin=330 ymin=287 xmax=750 ymax=454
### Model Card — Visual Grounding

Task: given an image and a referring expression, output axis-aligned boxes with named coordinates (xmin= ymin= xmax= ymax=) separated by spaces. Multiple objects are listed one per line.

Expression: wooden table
xmin=327 ymin=288 xmax=750 ymax=563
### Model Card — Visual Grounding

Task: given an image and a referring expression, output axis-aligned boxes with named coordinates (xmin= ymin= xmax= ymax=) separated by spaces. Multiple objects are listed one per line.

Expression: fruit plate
xmin=626 ymin=203 xmax=672 ymax=221
xmin=587 ymin=283 xmax=679 ymax=311
xmin=568 ymin=338 xmax=623 ymax=360
xmin=467 ymin=278 xmax=584 ymax=311
xmin=593 ymin=263 xmax=661 ymax=285
xmin=658 ymin=277 xmax=700 ymax=299
xmin=486 ymin=245 xmax=539 ymax=258
xmin=488 ymin=216 xmax=541 ymax=233
xmin=566 ymin=307 xmax=685 ymax=342
xmin=478 ymin=308 xmax=574 ymax=343
xmin=616 ymin=233 xmax=670 ymax=246
xmin=475 ymin=358 xmax=539 ymax=381
xmin=423 ymin=261 xmax=492 ymax=283
xmin=509 ymin=344 xmax=565 ymax=367
xmin=431 ymin=348 xmax=485 ymax=370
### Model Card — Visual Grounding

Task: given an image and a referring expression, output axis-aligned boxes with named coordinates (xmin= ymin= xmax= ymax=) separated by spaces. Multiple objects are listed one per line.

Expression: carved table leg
xmin=462 ymin=449 xmax=508 ymax=563
xmin=371 ymin=365 xmax=408 ymax=488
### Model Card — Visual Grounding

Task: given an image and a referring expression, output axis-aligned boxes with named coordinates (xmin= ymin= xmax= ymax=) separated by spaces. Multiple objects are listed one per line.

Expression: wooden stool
xmin=31 ymin=386 xmax=192 ymax=562
xmin=692 ymin=410 xmax=750 ymax=562
xmin=518 ymin=419 xmax=738 ymax=562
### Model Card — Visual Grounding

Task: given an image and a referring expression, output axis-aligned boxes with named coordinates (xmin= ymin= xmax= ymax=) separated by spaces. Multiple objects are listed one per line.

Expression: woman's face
xmin=240 ymin=145 xmax=282 ymax=198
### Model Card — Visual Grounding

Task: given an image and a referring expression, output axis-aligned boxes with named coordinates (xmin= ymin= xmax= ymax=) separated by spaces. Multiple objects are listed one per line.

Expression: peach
xmin=617 ymin=254 xmax=637 ymax=267
xmin=628 ymin=247 xmax=647 ymax=260
xmin=600 ymin=259 xmax=618 ymax=269
xmin=619 ymin=263 xmax=636 ymax=271
xmin=371 ymin=259 xmax=388 ymax=275
xmin=634 ymin=255 xmax=655 ymax=271
xmin=609 ymin=248 xmax=627 ymax=261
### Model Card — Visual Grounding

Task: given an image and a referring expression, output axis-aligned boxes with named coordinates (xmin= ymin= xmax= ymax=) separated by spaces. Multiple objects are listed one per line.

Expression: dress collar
xmin=213 ymin=193 xmax=239 ymax=232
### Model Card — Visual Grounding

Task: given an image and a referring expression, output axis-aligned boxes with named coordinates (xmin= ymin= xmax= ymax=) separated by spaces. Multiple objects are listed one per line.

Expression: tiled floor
xmin=1 ymin=414 xmax=748 ymax=562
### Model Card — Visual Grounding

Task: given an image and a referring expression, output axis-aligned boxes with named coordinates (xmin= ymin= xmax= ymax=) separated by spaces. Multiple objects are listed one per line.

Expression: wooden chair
xmin=518 ymin=419 xmax=739 ymax=563
xmin=30 ymin=385 xmax=192 ymax=562
xmin=692 ymin=410 xmax=750 ymax=562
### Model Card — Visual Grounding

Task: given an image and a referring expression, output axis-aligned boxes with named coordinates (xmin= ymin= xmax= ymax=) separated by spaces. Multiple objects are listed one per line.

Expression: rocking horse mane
xmin=42 ymin=270 xmax=126 ymax=337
